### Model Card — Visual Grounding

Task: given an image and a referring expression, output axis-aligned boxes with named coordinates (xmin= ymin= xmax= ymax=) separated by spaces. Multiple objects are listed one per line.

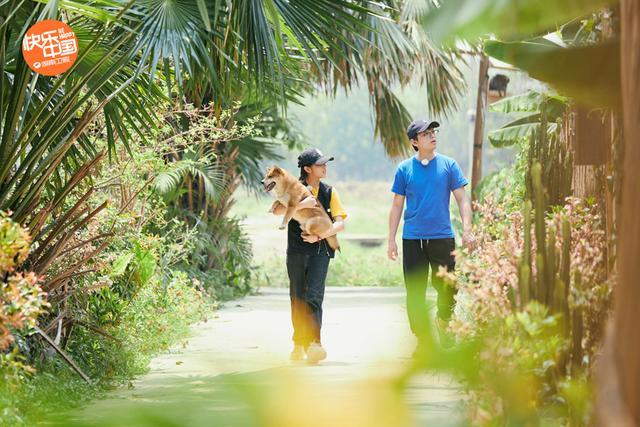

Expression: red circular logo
xmin=22 ymin=20 xmax=78 ymax=76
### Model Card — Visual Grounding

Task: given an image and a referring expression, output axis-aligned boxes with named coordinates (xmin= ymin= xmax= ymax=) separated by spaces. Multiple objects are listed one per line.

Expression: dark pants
xmin=286 ymin=252 xmax=330 ymax=347
xmin=402 ymin=238 xmax=456 ymax=339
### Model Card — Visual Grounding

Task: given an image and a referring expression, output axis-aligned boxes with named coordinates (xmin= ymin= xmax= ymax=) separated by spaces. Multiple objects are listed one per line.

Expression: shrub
xmin=179 ymin=215 xmax=254 ymax=299
xmin=1 ymin=212 xmax=49 ymax=427
xmin=443 ymin=195 xmax=611 ymax=425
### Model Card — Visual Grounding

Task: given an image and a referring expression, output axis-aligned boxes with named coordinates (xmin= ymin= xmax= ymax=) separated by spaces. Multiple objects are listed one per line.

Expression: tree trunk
xmin=471 ymin=54 xmax=490 ymax=203
xmin=571 ymin=165 xmax=601 ymax=198
xmin=598 ymin=0 xmax=640 ymax=425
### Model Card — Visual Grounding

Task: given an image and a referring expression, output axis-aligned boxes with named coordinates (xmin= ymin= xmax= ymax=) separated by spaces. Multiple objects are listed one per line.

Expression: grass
xmin=253 ymin=241 xmax=404 ymax=287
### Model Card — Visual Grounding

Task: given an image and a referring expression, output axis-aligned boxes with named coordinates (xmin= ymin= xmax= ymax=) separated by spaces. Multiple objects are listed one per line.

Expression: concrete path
xmin=63 ymin=287 xmax=464 ymax=427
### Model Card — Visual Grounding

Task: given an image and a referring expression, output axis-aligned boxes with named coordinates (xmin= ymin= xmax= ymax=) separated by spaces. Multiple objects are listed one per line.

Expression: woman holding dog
xmin=271 ymin=148 xmax=347 ymax=364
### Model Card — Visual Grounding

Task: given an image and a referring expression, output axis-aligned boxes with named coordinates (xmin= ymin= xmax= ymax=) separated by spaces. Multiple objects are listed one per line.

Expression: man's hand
xmin=453 ymin=187 xmax=473 ymax=250
xmin=387 ymin=240 xmax=398 ymax=261
xmin=462 ymin=230 xmax=476 ymax=251
xmin=302 ymin=234 xmax=320 ymax=243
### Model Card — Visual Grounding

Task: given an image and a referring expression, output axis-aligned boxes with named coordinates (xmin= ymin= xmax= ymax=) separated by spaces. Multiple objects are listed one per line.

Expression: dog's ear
xmin=271 ymin=166 xmax=283 ymax=175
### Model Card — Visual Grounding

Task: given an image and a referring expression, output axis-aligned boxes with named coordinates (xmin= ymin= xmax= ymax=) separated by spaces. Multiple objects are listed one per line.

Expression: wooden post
xmin=569 ymin=105 xmax=609 ymax=200
xmin=471 ymin=54 xmax=490 ymax=203
xmin=597 ymin=0 xmax=640 ymax=425
xmin=615 ymin=0 xmax=640 ymax=422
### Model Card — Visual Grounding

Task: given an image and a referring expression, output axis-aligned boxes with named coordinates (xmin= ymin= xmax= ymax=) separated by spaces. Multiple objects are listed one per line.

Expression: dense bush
xmin=179 ymin=215 xmax=254 ymax=300
xmin=443 ymin=195 xmax=611 ymax=425
xmin=0 ymin=213 xmax=48 ymax=389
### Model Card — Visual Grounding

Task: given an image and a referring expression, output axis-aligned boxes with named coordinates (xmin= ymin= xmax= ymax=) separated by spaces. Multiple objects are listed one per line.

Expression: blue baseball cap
xmin=406 ymin=120 xmax=440 ymax=140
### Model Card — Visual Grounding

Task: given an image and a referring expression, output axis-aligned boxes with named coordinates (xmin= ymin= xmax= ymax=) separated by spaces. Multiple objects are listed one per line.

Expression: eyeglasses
xmin=419 ymin=129 xmax=439 ymax=137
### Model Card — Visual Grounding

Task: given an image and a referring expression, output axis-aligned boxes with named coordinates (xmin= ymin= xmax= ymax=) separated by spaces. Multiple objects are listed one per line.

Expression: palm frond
xmin=490 ymin=90 xmax=568 ymax=114
xmin=401 ymin=2 xmax=467 ymax=115
xmin=154 ymin=158 xmax=225 ymax=202
xmin=368 ymin=76 xmax=413 ymax=159
xmin=488 ymin=90 xmax=569 ymax=147
xmin=488 ymin=122 xmax=559 ymax=147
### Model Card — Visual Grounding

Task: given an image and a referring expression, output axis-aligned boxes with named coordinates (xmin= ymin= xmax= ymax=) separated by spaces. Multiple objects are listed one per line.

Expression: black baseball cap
xmin=297 ymin=148 xmax=334 ymax=168
xmin=406 ymin=120 xmax=440 ymax=140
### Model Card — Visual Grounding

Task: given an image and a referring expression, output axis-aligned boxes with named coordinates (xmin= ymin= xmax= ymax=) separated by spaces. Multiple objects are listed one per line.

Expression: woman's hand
xmin=297 ymin=196 xmax=317 ymax=210
xmin=302 ymin=234 xmax=320 ymax=243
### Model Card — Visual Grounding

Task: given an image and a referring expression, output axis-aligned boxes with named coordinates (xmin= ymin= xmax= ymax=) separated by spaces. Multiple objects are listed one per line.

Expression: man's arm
xmin=453 ymin=187 xmax=475 ymax=249
xmin=387 ymin=194 xmax=405 ymax=260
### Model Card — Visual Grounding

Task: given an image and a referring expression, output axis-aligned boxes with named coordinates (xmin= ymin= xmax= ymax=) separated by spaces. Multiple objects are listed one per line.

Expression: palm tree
xmin=0 ymin=0 xmax=385 ymax=283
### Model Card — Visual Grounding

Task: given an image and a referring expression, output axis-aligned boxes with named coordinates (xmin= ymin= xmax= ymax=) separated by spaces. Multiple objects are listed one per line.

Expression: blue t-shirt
xmin=391 ymin=154 xmax=468 ymax=239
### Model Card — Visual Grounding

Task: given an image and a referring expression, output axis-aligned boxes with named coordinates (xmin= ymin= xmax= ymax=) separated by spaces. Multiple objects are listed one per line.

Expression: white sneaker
xmin=290 ymin=344 xmax=306 ymax=361
xmin=437 ymin=318 xmax=455 ymax=349
xmin=306 ymin=342 xmax=327 ymax=364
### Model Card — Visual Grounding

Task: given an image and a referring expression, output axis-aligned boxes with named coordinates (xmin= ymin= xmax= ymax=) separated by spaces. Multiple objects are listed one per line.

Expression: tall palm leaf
xmin=154 ymin=155 xmax=225 ymax=203
xmin=487 ymin=90 xmax=568 ymax=147
xmin=60 ymin=0 xmax=381 ymax=108
xmin=0 ymin=0 xmax=165 ymax=305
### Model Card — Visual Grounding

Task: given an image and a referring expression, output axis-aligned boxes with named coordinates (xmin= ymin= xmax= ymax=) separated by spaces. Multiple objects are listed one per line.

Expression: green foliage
xmin=473 ymin=166 xmax=524 ymax=212
xmin=179 ymin=216 xmax=254 ymax=300
xmin=445 ymin=185 xmax=610 ymax=425
xmin=132 ymin=243 xmax=157 ymax=289
xmin=0 ymin=108 xmax=255 ymax=423
xmin=72 ymin=271 xmax=209 ymax=380
xmin=468 ymin=302 xmax=570 ymax=425
xmin=1 ymin=271 xmax=210 ymax=426
xmin=484 ymin=39 xmax=620 ymax=109
xmin=523 ymin=107 xmax=573 ymax=207
xmin=488 ymin=90 xmax=568 ymax=147
xmin=110 ymin=253 xmax=134 ymax=277
xmin=421 ymin=0 xmax=615 ymax=44
xmin=421 ymin=0 xmax=620 ymax=109
xmin=87 ymin=240 xmax=158 ymax=326
xmin=490 ymin=90 xmax=565 ymax=115
xmin=154 ymin=157 xmax=224 ymax=203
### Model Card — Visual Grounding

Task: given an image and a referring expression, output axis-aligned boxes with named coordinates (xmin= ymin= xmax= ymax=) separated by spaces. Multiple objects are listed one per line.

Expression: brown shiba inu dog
xmin=262 ymin=166 xmax=340 ymax=251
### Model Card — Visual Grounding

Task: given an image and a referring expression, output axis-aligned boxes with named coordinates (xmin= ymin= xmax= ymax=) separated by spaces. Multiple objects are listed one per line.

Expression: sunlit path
xmin=61 ymin=287 xmax=464 ymax=427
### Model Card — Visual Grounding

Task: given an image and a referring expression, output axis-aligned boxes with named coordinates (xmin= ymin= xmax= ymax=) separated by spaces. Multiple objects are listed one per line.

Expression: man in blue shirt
xmin=388 ymin=119 xmax=474 ymax=352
